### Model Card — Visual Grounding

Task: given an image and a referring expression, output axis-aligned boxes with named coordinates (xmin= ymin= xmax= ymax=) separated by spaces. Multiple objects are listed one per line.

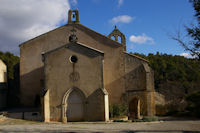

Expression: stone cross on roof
xmin=69 ymin=26 xmax=78 ymax=42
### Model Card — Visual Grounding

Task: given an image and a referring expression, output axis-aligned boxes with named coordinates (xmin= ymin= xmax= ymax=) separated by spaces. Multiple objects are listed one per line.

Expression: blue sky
xmin=71 ymin=0 xmax=195 ymax=56
xmin=0 ymin=0 xmax=196 ymax=57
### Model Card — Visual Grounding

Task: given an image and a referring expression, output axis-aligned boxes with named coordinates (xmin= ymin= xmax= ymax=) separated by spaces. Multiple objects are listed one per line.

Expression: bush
xmin=142 ymin=116 xmax=158 ymax=122
xmin=155 ymin=105 xmax=167 ymax=116
xmin=109 ymin=104 xmax=128 ymax=118
xmin=113 ymin=120 xmax=128 ymax=122
xmin=185 ymin=91 xmax=200 ymax=117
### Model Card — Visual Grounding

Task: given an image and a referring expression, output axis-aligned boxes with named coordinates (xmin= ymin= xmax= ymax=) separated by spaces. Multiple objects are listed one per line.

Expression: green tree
xmin=0 ymin=51 xmax=19 ymax=79
xmin=173 ymin=0 xmax=200 ymax=59
xmin=133 ymin=52 xmax=200 ymax=90
xmin=0 ymin=51 xmax=20 ymax=107
xmin=186 ymin=91 xmax=200 ymax=117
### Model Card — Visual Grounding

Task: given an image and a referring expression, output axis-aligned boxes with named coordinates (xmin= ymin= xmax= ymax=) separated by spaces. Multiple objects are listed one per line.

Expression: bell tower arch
xmin=108 ymin=26 xmax=126 ymax=51
xmin=68 ymin=9 xmax=80 ymax=24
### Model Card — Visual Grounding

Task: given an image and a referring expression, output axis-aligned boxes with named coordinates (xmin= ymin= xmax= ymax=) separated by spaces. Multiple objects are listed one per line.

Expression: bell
xmin=72 ymin=14 xmax=76 ymax=18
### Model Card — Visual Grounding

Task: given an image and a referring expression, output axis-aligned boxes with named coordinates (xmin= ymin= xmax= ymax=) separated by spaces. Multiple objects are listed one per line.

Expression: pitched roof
xmin=19 ymin=23 xmax=123 ymax=48
xmin=19 ymin=25 xmax=66 ymax=47
xmin=43 ymin=41 xmax=104 ymax=59
xmin=124 ymin=52 xmax=149 ymax=63
xmin=71 ymin=24 xmax=122 ymax=47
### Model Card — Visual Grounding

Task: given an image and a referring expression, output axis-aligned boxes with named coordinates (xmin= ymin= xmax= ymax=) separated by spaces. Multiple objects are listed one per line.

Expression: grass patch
xmin=132 ymin=116 xmax=158 ymax=122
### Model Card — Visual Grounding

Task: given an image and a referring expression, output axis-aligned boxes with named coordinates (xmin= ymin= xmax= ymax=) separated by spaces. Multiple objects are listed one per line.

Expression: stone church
xmin=19 ymin=10 xmax=155 ymax=122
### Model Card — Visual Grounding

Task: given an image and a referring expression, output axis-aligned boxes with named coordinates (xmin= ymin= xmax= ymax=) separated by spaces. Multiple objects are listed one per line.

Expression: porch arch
xmin=129 ymin=97 xmax=140 ymax=119
xmin=62 ymin=87 xmax=86 ymax=123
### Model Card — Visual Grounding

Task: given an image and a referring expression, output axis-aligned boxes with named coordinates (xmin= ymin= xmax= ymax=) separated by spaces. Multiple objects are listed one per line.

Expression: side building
xmin=0 ymin=59 xmax=7 ymax=110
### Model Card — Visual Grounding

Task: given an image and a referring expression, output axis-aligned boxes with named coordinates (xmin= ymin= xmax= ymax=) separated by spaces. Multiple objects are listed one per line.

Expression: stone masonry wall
xmin=20 ymin=24 xmax=125 ymax=106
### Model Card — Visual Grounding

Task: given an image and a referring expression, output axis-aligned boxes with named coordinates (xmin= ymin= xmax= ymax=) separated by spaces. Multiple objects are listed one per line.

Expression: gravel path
xmin=0 ymin=118 xmax=200 ymax=132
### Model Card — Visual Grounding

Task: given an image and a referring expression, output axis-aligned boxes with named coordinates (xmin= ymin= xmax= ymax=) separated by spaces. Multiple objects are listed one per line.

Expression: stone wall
xmin=20 ymin=24 xmax=125 ymax=106
xmin=43 ymin=43 xmax=109 ymax=122
xmin=124 ymin=53 xmax=149 ymax=91
xmin=0 ymin=60 xmax=7 ymax=83
xmin=124 ymin=53 xmax=155 ymax=117
xmin=19 ymin=20 xmax=155 ymax=120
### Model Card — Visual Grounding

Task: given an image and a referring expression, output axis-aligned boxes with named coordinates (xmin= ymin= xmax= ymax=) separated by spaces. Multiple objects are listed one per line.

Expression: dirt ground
xmin=0 ymin=117 xmax=200 ymax=133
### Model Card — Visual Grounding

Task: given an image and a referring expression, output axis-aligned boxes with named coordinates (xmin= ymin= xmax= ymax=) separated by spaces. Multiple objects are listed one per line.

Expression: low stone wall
xmin=154 ymin=92 xmax=166 ymax=115
xmin=7 ymin=112 xmax=42 ymax=121
xmin=0 ymin=115 xmax=5 ymax=122
xmin=0 ymin=112 xmax=6 ymax=122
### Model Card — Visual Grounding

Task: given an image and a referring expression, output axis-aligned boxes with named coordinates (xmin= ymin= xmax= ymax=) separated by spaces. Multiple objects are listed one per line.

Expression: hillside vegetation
xmin=133 ymin=52 xmax=200 ymax=116
xmin=0 ymin=51 xmax=20 ymax=107
xmin=1 ymin=51 xmax=200 ymax=116
xmin=134 ymin=52 xmax=200 ymax=89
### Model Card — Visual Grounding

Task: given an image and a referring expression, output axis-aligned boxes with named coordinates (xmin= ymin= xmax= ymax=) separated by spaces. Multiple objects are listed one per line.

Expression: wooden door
xmin=67 ymin=90 xmax=84 ymax=121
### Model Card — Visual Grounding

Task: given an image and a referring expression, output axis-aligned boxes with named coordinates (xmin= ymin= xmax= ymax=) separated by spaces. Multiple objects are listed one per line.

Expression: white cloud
xmin=179 ymin=52 xmax=196 ymax=58
xmin=110 ymin=15 xmax=134 ymax=24
xmin=118 ymin=0 xmax=124 ymax=7
xmin=0 ymin=0 xmax=70 ymax=55
xmin=129 ymin=34 xmax=154 ymax=44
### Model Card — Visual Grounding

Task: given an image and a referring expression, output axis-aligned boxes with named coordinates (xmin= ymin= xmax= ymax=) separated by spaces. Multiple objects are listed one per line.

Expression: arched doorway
xmin=129 ymin=98 xmax=140 ymax=119
xmin=67 ymin=89 xmax=85 ymax=122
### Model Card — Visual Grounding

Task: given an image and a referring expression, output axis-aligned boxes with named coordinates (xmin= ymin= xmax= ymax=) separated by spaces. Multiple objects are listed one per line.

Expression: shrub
xmin=142 ymin=116 xmax=158 ymax=122
xmin=155 ymin=105 xmax=167 ymax=116
xmin=113 ymin=120 xmax=128 ymax=122
xmin=185 ymin=91 xmax=200 ymax=117
xmin=109 ymin=104 xmax=128 ymax=118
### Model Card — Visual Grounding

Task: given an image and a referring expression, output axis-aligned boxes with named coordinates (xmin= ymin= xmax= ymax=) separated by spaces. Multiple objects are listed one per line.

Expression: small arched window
xmin=118 ymin=36 xmax=122 ymax=44
xmin=111 ymin=36 xmax=115 ymax=41
xmin=72 ymin=12 xmax=76 ymax=22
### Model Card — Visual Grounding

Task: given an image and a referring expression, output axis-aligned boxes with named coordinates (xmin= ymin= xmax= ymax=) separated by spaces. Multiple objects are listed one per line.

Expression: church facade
xmin=19 ymin=10 xmax=155 ymax=122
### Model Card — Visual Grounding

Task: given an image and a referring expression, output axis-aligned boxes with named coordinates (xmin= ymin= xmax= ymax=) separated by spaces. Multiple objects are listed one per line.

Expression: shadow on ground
xmin=0 ymin=129 xmax=200 ymax=133
xmin=121 ymin=130 xmax=200 ymax=133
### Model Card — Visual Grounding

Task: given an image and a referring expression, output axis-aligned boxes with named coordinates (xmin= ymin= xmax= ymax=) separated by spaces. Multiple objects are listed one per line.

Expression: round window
xmin=70 ymin=55 xmax=78 ymax=63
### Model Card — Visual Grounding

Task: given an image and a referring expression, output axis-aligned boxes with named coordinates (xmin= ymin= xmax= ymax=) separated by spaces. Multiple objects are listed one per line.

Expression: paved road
xmin=0 ymin=119 xmax=200 ymax=133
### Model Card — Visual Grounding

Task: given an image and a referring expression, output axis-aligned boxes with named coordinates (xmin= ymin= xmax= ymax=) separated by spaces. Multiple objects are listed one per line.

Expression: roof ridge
xmin=19 ymin=24 xmax=124 ymax=48
xmin=43 ymin=42 xmax=104 ymax=56
xmin=124 ymin=52 xmax=149 ymax=63
xmin=19 ymin=25 xmax=66 ymax=47
xmin=72 ymin=24 xmax=123 ymax=47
